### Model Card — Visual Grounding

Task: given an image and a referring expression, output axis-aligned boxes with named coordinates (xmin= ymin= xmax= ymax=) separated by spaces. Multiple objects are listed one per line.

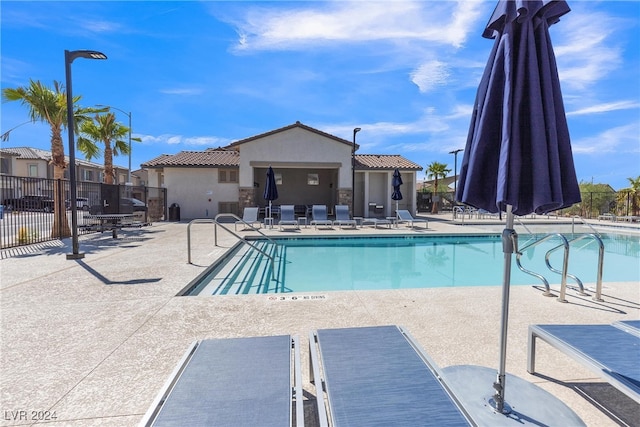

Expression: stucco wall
xmin=164 ymin=167 xmax=238 ymax=220
xmin=238 ymin=127 xmax=352 ymax=188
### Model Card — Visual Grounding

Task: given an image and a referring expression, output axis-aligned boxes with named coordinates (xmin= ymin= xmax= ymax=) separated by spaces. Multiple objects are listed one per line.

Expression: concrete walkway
xmin=1 ymin=215 xmax=638 ymax=426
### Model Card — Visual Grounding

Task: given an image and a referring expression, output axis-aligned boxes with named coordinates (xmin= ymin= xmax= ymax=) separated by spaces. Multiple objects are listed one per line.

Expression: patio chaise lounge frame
xmin=309 ymin=325 xmax=475 ymax=426
xmin=279 ymin=204 xmax=300 ymax=230
xmin=396 ymin=209 xmax=428 ymax=229
xmin=527 ymin=321 xmax=640 ymax=404
xmin=235 ymin=207 xmax=262 ymax=231
xmin=310 ymin=205 xmax=333 ymax=229
xmin=332 ymin=205 xmax=356 ymax=229
xmin=361 ymin=218 xmax=391 ymax=228
xmin=141 ymin=335 xmax=304 ymax=426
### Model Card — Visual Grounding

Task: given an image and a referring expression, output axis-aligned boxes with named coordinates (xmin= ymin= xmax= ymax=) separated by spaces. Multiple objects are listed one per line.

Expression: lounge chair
xmin=396 ymin=209 xmax=428 ymax=229
xmin=528 ymin=323 xmax=640 ymax=403
xmin=309 ymin=325 xmax=474 ymax=426
xmin=141 ymin=335 xmax=304 ymax=426
xmin=279 ymin=205 xmax=299 ymax=230
xmin=361 ymin=217 xmax=391 ymax=228
xmin=333 ymin=205 xmax=356 ymax=229
xmin=235 ymin=207 xmax=261 ymax=231
xmin=311 ymin=205 xmax=333 ymax=229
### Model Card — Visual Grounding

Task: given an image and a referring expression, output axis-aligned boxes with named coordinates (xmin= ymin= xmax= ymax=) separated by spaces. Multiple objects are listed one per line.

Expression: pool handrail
xmin=213 ymin=214 xmax=279 ymax=282
xmin=549 ymin=233 xmax=604 ymax=302
xmin=187 ymin=216 xmax=278 ymax=283
xmin=571 ymin=215 xmax=602 ymax=238
xmin=515 ymin=233 xmax=570 ymax=301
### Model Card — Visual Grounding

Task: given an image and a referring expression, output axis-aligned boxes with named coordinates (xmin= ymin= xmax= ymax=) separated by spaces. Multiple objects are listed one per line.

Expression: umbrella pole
xmin=492 ymin=204 xmax=517 ymax=414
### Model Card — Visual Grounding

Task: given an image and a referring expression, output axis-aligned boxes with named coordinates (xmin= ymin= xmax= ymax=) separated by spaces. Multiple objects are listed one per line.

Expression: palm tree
xmin=426 ymin=161 xmax=451 ymax=213
xmin=2 ymin=80 xmax=96 ymax=238
xmin=617 ymin=176 xmax=640 ymax=217
xmin=77 ymin=113 xmax=130 ymax=184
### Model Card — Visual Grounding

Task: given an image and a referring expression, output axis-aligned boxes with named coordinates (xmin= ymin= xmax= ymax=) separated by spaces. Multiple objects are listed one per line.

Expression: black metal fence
xmin=0 ymin=175 xmax=166 ymax=249
xmin=416 ymin=190 xmax=637 ymax=219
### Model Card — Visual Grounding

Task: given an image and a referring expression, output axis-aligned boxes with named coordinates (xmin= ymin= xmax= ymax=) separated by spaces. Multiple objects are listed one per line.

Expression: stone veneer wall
xmin=238 ymin=187 xmax=256 ymax=211
xmin=337 ymin=189 xmax=352 ymax=210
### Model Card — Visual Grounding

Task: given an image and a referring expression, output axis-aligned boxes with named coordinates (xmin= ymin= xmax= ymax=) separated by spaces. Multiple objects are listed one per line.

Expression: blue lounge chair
xmin=311 ymin=205 xmax=333 ymax=229
xmin=279 ymin=205 xmax=299 ymax=230
xmin=333 ymin=205 xmax=356 ymax=229
xmin=396 ymin=209 xmax=428 ymax=229
xmin=141 ymin=335 xmax=304 ymax=426
xmin=309 ymin=325 xmax=474 ymax=426
xmin=235 ymin=207 xmax=261 ymax=231
xmin=528 ymin=323 xmax=640 ymax=403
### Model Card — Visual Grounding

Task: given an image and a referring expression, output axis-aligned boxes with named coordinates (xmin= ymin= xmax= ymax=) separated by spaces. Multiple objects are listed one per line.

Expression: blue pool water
xmin=186 ymin=234 xmax=639 ymax=295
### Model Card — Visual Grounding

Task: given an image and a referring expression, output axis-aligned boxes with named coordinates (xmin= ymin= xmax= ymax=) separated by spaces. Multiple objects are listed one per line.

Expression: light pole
xmin=65 ymin=49 xmax=107 ymax=260
xmin=352 ymin=127 xmax=361 ymax=214
xmin=96 ymin=104 xmax=132 ymax=183
xmin=449 ymin=148 xmax=463 ymax=200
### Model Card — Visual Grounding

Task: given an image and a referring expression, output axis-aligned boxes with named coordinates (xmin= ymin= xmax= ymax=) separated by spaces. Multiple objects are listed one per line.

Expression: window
xmin=28 ymin=164 xmax=38 ymax=177
xmin=219 ymin=201 xmax=239 ymax=216
xmin=82 ymin=169 xmax=94 ymax=181
xmin=275 ymin=173 xmax=283 ymax=185
xmin=307 ymin=173 xmax=319 ymax=185
xmin=0 ymin=158 xmax=10 ymax=174
xmin=219 ymin=169 xmax=238 ymax=183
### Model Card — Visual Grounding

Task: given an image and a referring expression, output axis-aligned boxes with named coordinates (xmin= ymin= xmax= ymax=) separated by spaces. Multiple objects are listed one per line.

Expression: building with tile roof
xmin=0 ymin=146 xmax=129 ymax=184
xmin=142 ymin=122 xmax=422 ymax=220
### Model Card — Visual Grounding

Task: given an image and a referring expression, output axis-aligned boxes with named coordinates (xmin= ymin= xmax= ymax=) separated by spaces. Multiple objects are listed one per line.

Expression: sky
xmin=1 ymin=0 xmax=639 ymax=190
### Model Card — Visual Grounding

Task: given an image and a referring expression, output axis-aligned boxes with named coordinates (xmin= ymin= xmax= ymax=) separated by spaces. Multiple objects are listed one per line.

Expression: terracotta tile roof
xmin=141 ymin=149 xmax=239 ymax=168
xmin=1 ymin=147 xmax=52 ymax=160
xmin=355 ymin=154 xmax=422 ymax=171
xmin=226 ymin=121 xmax=354 ymax=148
xmin=0 ymin=147 xmax=123 ymax=168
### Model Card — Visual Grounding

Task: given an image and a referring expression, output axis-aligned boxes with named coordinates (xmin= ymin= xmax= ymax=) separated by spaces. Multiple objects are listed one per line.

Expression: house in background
xmin=142 ymin=121 xmax=422 ymax=220
xmin=0 ymin=147 xmax=129 ymax=184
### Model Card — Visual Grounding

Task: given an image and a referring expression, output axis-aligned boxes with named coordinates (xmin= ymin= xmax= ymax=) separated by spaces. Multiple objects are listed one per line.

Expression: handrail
xmin=213 ymin=213 xmax=278 ymax=247
xmin=571 ymin=215 xmax=602 ymax=237
xmin=545 ymin=246 xmax=585 ymax=296
xmin=187 ymin=219 xmax=215 ymax=264
xmin=213 ymin=213 xmax=278 ymax=280
xmin=569 ymin=233 xmax=605 ymax=302
xmin=515 ymin=233 xmax=570 ymax=301
xmin=514 ymin=217 xmax=535 ymax=236
xmin=187 ymin=216 xmax=278 ymax=282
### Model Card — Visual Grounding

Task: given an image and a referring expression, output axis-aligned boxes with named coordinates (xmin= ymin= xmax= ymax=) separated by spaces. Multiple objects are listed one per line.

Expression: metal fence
xmin=416 ymin=190 xmax=637 ymax=219
xmin=0 ymin=175 xmax=166 ymax=249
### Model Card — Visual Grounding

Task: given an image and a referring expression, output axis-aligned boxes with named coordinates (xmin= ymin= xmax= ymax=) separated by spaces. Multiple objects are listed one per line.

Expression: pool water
xmin=185 ymin=234 xmax=639 ymax=295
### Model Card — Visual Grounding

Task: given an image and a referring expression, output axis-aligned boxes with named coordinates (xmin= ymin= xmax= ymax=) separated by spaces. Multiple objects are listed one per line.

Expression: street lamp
xmin=449 ymin=148 xmax=463 ymax=199
xmin=352 ymin=127 xmax=361 ymax=214
xmin=65 ymin=49 xmax=107 ymax=260
xmin=96 ymin=104 xmax=132 ymax=183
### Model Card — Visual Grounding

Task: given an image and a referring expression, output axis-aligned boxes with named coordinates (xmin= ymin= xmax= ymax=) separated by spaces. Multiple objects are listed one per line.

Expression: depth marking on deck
xmin=267 ymin=294 xmax=327 ymax=301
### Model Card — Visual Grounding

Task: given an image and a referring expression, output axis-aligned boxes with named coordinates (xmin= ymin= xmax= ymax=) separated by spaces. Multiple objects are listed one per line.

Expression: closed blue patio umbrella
xmin=391 ymin=168 xmax=403 ymax=215
xmin=263 ymin=166 xmax=278 ymax=220
xmin=450 ymin=0 xmax=583 ymax=423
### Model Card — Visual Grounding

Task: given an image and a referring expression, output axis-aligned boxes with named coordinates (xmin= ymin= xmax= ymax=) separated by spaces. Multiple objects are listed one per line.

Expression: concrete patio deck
xmin=1 ymin=214 xmax=638 ymax=426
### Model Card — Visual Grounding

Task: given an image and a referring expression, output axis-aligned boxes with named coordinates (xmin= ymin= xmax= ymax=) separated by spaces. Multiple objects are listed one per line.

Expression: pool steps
xmin=201 ymin=241 xmax=282 ymax=295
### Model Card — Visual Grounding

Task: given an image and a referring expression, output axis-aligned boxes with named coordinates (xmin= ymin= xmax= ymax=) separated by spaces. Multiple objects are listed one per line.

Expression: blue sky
xmin=1 ymin=1 xmax=638 ymax=190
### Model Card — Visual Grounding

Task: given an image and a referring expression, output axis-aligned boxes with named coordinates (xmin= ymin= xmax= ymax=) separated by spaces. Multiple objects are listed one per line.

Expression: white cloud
xmin=159 ymin=87 xmax=204 ymax=96
xmin=567 ymin=100 xmax=640 ymax=116
xmin=410 ymin=60 xmax=450 ymax=93
xmin=139 ymin=134 xmax=231 ymax=147
xmin=554 ymin=10 xmax=623 ymax=90
xmin=572 ymin=123 xmax=640 ymax=154
xmin=227 ymin=1 xmax=485 ymax=52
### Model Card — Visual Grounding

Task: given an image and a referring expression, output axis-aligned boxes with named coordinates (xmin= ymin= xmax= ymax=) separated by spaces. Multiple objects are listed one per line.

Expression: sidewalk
xmin=1 ymin=220 xmax=638 ymax=426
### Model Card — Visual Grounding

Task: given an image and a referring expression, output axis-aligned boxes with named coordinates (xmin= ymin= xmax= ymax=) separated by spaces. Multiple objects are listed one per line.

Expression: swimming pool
xmin=183 ymin=234 xmax=639 ymax=295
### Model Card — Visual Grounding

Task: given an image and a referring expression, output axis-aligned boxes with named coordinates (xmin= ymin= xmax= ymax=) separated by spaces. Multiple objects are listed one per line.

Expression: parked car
xmin=121 ymin=197 xmax=147 ymax=212
xmin=65 ymin=197 xmax=90 ymax=210
xmin=2 ymin=195 xmax=55 ymax=212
